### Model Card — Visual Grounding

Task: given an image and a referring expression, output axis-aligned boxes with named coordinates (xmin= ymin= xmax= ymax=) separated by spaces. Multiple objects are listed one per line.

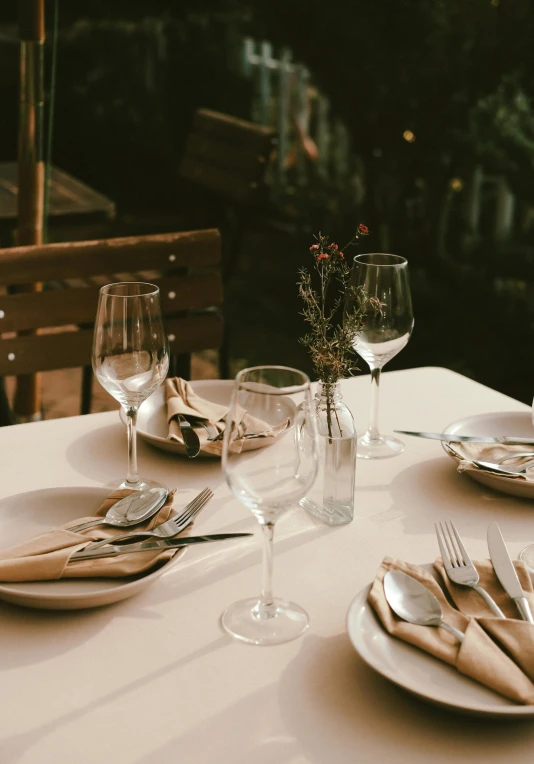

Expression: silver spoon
xmin=471 ymin=460 xmax=534 ymax=478
xmin=67 ymin=486 xmax=169 ymax=533
xmin=384 ymin=569 xmax=465 ymax=643
xmin=497 ymin=452 xmax=534 ymax=465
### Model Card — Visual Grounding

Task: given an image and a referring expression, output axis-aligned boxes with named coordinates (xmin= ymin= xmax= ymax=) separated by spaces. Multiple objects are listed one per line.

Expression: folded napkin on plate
xmin=434 ymin=556 xmax=534 ymax=683
xmin=0 ymin=489 xmax=181 ymax=582
xmin=445 ymin=442 xmax=534 ymax=480
xmin=165 ymin=377 xmax=288 ymax=456
xmin=368 ymin=556 xmax=534 ymax=704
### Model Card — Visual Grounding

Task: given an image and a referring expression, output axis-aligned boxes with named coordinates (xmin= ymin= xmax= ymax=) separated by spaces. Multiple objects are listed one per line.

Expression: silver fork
xmin=84 ymin=487 xmax=213 ymax=551
xmin=435 ymin=520 xmax=506 ymax=619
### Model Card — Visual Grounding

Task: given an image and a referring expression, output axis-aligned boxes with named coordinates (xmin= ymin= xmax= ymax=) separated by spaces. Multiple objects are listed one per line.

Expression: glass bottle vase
xmin=300 ymin=381 xmax=356 ymax=526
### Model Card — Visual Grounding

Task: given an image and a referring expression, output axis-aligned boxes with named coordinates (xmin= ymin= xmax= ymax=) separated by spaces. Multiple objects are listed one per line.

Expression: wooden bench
xmin=0 ymin=229 xmax=223 ymax=422
xmin=0 ymin=162 xmax=116 ymax=246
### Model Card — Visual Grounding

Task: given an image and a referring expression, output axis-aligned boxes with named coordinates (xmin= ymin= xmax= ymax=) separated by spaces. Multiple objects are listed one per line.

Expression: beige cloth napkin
xmin=434 ymin=557 xmax=534 ymax=683
xmin=445 ymin=442 xmax=533 ymax=481
xmin=368 ymin=557 xmax=534 ymax=704
xmin=165 ymin=377 xmax=288 ymax=457
xmin=0 ymin=489 xmax=181 ymax=582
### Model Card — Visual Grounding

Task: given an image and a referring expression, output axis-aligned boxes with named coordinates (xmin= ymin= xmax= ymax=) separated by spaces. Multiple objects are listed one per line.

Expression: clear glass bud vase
xmin=300 ymin=381 xmax=356 ymax=526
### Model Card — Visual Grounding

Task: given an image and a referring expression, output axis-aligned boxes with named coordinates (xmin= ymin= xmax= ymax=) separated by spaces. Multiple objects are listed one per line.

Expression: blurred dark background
xmin=2 ymin=1 xmax=534 ymax=404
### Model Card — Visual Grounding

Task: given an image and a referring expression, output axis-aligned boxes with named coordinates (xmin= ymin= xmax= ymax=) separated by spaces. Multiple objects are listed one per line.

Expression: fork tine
xmin=442 ymin=521 xmax=460 ymax=566
xmin=438 ymin=521 xmax=458 ymax=567
xmin=175 ymin=495 xmax=208 ymax=525
xmin=435 ymin=523 xmax=451 ymax=569
xmin=448 ymin=520 xmax=470 ymax=566
xmin=174 ymin=488 xmax=213 ymax=527
xmin=445 ymin=520 xmax=465 ymax=566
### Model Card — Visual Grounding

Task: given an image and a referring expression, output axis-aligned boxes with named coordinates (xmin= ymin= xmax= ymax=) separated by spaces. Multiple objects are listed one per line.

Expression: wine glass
xmin=347 ymin=253 xmax=414 ymax=459
xmin=221 ymin=365 xmax=318 ymax=645
xmin=92 ymin=282 xmax=169 ymax=491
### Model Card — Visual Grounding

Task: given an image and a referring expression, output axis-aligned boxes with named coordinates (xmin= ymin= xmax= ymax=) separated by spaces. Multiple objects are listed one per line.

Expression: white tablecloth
xmin=1 ymin=367 xmax=534 ymax=763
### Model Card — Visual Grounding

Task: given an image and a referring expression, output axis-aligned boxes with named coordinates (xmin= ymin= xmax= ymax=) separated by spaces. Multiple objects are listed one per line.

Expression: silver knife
xmin=487 ymin=522 xmax=534 ymax=623
xmin=71 ymin=533 xmax=253 ymax=562
xmin=394 ymin=430 xmax=534 ymax=446
xmin=176 ymin=415 xmax=201 ymax=458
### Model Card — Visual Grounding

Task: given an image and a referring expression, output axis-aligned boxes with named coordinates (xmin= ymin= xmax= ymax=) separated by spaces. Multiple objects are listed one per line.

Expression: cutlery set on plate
xmin=397 ymin=429 xmax=534 ymax=479
xmin=385 ymin=520 xmax=533 ymax=642
xmin=70 ymin=487 xmax=252 ymax=562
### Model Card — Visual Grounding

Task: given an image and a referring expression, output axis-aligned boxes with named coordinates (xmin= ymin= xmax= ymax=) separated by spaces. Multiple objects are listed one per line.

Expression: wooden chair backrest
xmin=0 ymin=229 xmax=223 ymax=377
xmin=178 ymin=109 xmax=277 ymax=207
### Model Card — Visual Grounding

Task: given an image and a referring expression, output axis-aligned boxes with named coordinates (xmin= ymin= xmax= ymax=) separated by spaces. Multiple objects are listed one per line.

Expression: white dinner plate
xmin=0 ymin=486 xmax=182 ymax=610
xmin=122 ymin=380 xmax=234 ymax=457
xmin=347 ymin=581 xmax=534 ymax=718
xmin=442 ymin=411 xmax=534 ymax=500
xmin=125 ymin=379 xmax=288 ymax=457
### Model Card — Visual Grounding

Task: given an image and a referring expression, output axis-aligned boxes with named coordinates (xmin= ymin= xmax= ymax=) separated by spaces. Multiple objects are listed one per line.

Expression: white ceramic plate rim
xmin=347 ymin=579 xmax=534 ymax=718
xmin=128 ymin=379 xmax=294 ymax=458
xmin=0 ymin=486 xmax=181 ymax=610
xmin=121 ymin=380 xmax=236 ymax=457
xmin=136 ymin=380 xmax=234 ymax=443
xmin=441 ymin=411 xmax=534 ymax=500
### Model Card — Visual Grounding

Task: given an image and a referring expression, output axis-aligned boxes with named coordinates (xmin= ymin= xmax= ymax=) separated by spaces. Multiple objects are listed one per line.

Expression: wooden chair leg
xmin=0 ymin=379 xmax=14 ymax=426
xmin=173 ymin=353 xmax=192 ymax=380
xmin=219 ymin=333 xmax=231 ymax=379
xmin=222 ymin=217 xmax=244 ymax=284
xmin=81 ymin=366 xmax=93 ymax=415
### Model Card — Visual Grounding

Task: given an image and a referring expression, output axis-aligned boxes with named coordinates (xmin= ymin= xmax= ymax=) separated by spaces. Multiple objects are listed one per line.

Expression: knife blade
xmin=176 ymin=415 xmax=201 ymax=458
xmin=70 ymin=532 xmax=253 ymax=562
xmin=487 ymin=522 xmax=534 ymax=623
xmin=394 ymin=430 xmax=534 ymax=446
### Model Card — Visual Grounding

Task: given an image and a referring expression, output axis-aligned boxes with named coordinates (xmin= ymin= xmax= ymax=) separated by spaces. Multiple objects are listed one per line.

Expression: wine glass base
xmin=106 ymin=477 xmax=167 ymax=493
xmin=222 ymin=597 xmax=309 ymax=645
xmin=357 ymin=433 xmax=405 ymax=460
xmin=519 ymin=544 xmax=534 ymax=571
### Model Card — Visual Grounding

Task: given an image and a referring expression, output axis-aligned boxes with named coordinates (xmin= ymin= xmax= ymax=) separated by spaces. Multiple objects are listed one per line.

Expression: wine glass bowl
xmin=348 ymin=253 xmax=414 ymax=459
xmin=221 ymin=366 xmax=318 ymax=645
xmin=92 ymin=282 xmax=169 ymax=491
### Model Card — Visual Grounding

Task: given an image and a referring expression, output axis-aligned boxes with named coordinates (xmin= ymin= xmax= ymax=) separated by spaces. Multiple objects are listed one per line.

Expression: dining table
xmin=2 ymin=365 xmax=534 ymax=763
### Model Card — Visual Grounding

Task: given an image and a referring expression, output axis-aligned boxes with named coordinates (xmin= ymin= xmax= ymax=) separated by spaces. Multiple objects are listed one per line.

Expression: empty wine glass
xmin=92 ymin=282 xmax=169 ymax=491
xmin=347 ymin=253 xmax=414 ymax=459
xmin=221 ymin=365 xmax=318 ymax=645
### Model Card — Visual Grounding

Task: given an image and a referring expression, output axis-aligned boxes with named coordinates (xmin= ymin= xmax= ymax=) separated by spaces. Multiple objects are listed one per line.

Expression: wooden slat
xmin=0 ymin=272 xmax=223 ymax=333
xmin=0 ymin=229 xmax=221 ymax=285
xmin=0 ymin=313 xmax=224 ymax=376
xmin=183 ymin=133 xmax=273 ymax=179
xmin=179 ymin=110 xmax=276 ymax=206
xmin=165 ymin=312 xmax=224 ymax=355
xmin=0 ymin=162 xmax=116 ymax=221
xmin=179 ymin=158 xmax=264 ymax=206
xmin=192 ymin=109 xmax=276 ymax=153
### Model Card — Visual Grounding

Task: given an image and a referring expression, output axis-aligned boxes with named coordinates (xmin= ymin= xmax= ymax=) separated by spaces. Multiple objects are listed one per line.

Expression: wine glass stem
xmin=125 ymin=407 xmax=140 ymax=485
xmin=368 ymin=366 xmax=381 ymax=440
xmin=258 ymin=520 xmax=276 ymax=619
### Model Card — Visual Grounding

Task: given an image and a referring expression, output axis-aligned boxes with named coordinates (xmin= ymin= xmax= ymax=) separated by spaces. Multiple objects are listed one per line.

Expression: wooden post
xmin=316 ymin=94 xmax=330 ymax=180
xmin=14 ymin=0 xmax=45 ymax=421
xmin=495 ymin=176 xmax=515 ymax=240
xmin=295 ymin=64 xmax=310 ymax=186
xmin=276 ymin=48 xmax=291 ymax=189
xmin=258 ymin=41 xmax=272 ymax=127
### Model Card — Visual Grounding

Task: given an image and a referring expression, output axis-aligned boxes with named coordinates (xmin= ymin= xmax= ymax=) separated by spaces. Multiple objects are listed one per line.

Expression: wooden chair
xmin=178 ymin=109 xmax=277 ymax=377
xmin=0 ymin=229 xmax=223 ymax=423
xmin=179 ymin=108 xmax=277 ymax=279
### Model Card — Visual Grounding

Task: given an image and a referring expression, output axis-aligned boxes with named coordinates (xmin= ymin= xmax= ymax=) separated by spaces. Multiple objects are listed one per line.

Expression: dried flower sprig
xmin=298 ymin=224 xmax=379 ymax=388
